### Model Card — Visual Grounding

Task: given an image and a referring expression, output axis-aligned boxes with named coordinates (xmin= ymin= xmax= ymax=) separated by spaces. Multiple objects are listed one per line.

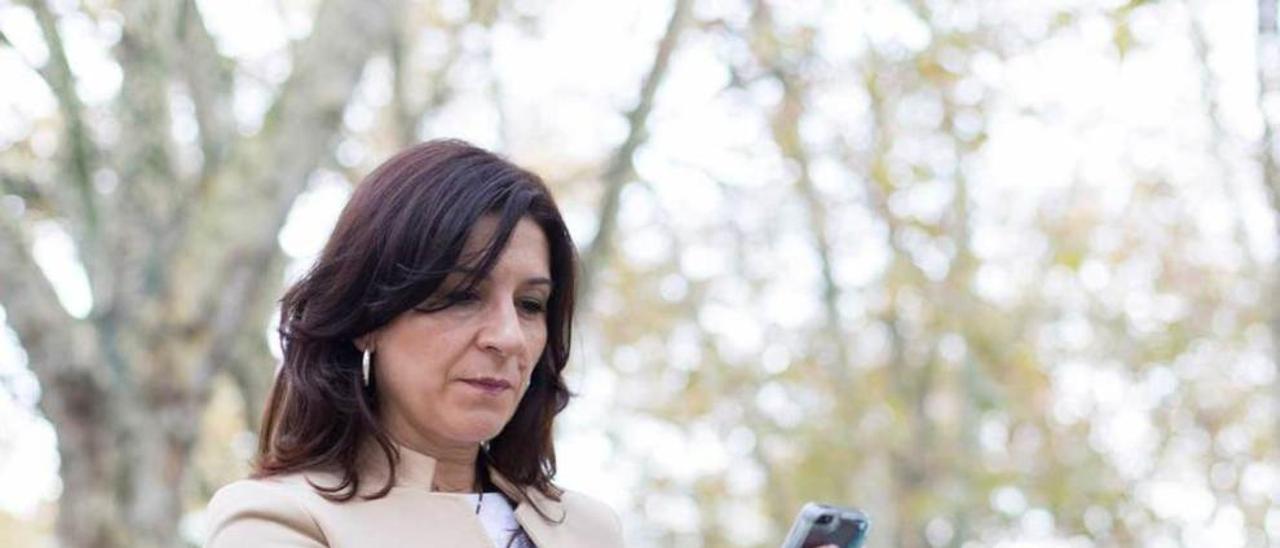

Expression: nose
xmin=476 ymin=299 xmax=525 ymax=359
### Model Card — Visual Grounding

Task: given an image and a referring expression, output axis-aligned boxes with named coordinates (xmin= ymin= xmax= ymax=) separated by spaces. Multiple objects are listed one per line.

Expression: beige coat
xmin=203 ymin=444 xmax=623 ymax=547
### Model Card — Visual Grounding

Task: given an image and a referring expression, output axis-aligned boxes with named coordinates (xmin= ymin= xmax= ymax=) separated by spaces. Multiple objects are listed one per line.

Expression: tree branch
xmin=176 ymin=0 xmax=400 ymax=393
xmin=0 ymin=172 xmax=57 ymax=216
xmin=1255 ymin=0 xmax=1280 ymax=452
xmin=1260 ymin=0 xmax=1280 ymax=218
xmin=0 ymin=208 xmax=106 ymax=399
xmin=388 ymin=0 xmax=422 ymax=147
xmin=22 ymin=0 xmax=99 ymax=230
xmin=96 ymin=0 xmax=182 ymax=324
xmin=176 ymin=0 xmax=235 ymax=179
xmin=220 ymin=255 xmax=285 ymax=433
xmin=579 ymin=0 xmax=693 ymax=307
xmin=389 ymin=0 xmax=500 ymax=148
xmin=1185 ymin=0 xmax=1257 ymax=270
xmin=746 ymin=0 xmax=850 ymax=387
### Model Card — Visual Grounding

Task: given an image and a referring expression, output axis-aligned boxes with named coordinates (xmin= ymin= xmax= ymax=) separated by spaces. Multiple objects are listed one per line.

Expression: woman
xmin=204 ymin=140 xmax=623 ymax=547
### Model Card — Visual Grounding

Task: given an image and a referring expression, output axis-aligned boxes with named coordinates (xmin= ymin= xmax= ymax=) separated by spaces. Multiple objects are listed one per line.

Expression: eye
xmin=519 ymin=298 xmax=547 ymax=315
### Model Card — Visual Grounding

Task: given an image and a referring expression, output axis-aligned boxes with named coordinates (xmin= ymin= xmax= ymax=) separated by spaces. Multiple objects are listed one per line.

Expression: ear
xmin=354 ymin=332 xmax=377 ymax=353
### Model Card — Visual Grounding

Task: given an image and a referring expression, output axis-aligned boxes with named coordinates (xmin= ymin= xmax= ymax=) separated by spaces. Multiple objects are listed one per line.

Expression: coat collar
xmin=356 ymin=439 xmax=567 ymax=523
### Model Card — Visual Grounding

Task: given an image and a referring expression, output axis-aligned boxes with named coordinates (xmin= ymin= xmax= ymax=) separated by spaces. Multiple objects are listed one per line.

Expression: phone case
xmin=780 ymin=502 xmax=870 ymax=548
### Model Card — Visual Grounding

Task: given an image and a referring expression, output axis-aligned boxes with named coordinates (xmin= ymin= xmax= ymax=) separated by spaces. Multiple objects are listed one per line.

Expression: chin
xmin=447 ymin=414 xmax=510 ymax=444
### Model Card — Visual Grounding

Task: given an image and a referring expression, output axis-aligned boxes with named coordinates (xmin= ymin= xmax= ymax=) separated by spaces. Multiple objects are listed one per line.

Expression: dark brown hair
xmin=255 ymin=139 xmax=576 ymax=503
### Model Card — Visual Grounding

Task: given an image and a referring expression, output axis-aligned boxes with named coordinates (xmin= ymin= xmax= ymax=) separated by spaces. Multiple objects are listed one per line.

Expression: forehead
xmin=461 ymin=216 xmax=551 ymax=277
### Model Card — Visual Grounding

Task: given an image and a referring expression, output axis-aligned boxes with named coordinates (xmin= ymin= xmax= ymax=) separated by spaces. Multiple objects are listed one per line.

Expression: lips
xmin=459 ymin=377 xmax=513 ymax=394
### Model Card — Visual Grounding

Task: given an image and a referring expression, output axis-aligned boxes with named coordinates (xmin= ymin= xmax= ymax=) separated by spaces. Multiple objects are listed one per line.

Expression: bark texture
xmin=0 ymin=0 xmax=398 ymax=545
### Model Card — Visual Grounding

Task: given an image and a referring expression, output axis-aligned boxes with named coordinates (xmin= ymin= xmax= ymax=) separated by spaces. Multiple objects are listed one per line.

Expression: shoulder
xmin=557 ymin=489 xmax=624 ymax=543
xmin=204 ymin=476 xmax=328 ymax=547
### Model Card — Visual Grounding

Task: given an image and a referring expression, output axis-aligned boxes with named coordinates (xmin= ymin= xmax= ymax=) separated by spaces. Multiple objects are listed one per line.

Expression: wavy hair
xmin=254 ymin=139 xmax=576 ymax=504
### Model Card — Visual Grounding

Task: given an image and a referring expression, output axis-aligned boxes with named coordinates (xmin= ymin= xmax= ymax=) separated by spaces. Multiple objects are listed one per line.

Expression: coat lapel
xmin=490 ymin=469 xmax=572 ymax=547
xmin=363 ymin=442 xmax=590 ymax=547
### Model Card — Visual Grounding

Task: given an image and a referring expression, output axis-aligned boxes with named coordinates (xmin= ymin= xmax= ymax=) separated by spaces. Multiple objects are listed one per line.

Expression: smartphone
xmin=780 ymin=502 xmax=870 ymax=548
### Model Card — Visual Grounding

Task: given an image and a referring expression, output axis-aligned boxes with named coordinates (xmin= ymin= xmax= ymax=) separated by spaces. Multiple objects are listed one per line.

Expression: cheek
xmin=381 ymin=330 xmax=453 ymax=391
xmin=526 ymin=326 xmax=548 ymax=363
xmin=381 ymin=355 xmax=442 ymax=404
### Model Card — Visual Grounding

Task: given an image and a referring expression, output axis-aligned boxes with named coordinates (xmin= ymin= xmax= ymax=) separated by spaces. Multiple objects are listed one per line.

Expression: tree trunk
xmin=45 ymin=379 xmax=124 ymax=547
xmin=0 ymin=0 xmax=398 ymax=545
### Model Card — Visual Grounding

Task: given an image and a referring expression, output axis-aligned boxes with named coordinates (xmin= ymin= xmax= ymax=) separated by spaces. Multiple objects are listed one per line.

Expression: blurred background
xmin=0 ymin=0 xmax=1277 ymax=546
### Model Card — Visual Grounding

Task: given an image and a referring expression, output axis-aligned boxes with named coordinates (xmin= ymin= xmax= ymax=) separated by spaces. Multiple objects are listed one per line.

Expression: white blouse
xmin=464 ymin=492 xmax=520 ymax=547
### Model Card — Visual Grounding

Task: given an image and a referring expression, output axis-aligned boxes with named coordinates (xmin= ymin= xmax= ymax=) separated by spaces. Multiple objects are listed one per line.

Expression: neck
xmin=385 ymin=426 xmax=481 ymax=492
xmin=428 ymin=443 xmax=481 ymax=493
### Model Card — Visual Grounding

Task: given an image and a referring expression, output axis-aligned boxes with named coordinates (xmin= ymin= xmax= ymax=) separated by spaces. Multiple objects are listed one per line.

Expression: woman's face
xmin=370 ymin=215 xmax=551 ymax=451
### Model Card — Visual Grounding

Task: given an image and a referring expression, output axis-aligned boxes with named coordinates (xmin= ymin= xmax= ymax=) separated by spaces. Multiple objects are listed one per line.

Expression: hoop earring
xmin=362 ymin=349 xmax=372 ymax=387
